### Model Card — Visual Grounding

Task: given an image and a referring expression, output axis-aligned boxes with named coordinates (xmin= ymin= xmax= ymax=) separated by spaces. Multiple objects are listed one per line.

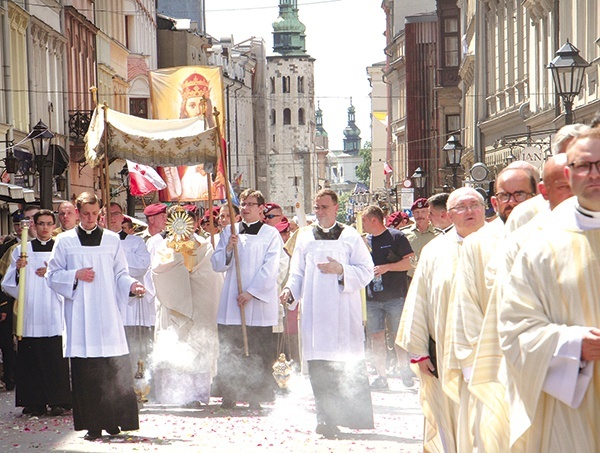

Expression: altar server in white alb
xmin=105 ymin=202 xmax=152 ymax=368
xmin=498 ymin=127 xmax=600 ymax=452
xmin=46 ymin=192 xmax=145 ymax=441
xmin=211 ymin=188 xmax=282 ymax=411
xmin=2 ymin=210 xmax=71 ymax=416
xmin=281 ymin=189 xmax=374 ymax=439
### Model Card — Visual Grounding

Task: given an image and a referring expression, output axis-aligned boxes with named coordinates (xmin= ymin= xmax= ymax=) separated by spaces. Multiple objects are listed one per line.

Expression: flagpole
xmin=102 ymin=102 xmax=111 ymax=226
xmin=214 ymin=108 xmax=249 ymax=357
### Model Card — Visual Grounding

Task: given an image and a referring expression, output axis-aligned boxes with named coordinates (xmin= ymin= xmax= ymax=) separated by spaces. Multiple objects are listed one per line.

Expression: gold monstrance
xmin=165 ymin=206 xmax=197 ymax=272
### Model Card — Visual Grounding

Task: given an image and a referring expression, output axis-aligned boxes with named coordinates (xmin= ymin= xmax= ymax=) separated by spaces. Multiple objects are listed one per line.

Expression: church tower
xmin=343 ymin=99 xmax=361 ymax=154
xmin=266 ymin=0 xmax=317 ymax=217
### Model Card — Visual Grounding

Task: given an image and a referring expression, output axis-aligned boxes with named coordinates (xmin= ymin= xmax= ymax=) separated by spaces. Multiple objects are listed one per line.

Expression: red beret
xmin=183 ymin=204 xmax=199 ymax=214
xmin=274 ymin=216 xmax=290 ymax=233
xmin=411 ymin=198 xmax=429 ymax=211
xmin=143 ymin=203 xmax=167 ymax=217
xmin=386 ymin=212 xmax=402 ymax=228
xmin=202 ymin=206 xmax=220 ymax=222
xmin=122 ymin=216 xmax=132 ymax=223
xmin=264 ymin=202 xmax=281 ymax=214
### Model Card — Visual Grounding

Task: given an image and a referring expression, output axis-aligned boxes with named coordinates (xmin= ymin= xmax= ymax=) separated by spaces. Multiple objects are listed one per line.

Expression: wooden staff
xmin=356 ymin=212 xmax=367 ymax=326
xmin=102 ymin=102 xmax=111 ymax=227
xmin=15 ymin=220 xmax=30 ymax=340
xmin=214 ymin=108 xmax=248 ymax=356
xmin=207 ymin=174 xmax=215 ymax=249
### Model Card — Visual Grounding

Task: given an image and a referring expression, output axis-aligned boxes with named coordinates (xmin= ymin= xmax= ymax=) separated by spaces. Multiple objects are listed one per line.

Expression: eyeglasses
xmin=265 ymin=214 xmax=281 ymax=219
xmin=494 ymin=191 xmax=533 ymax=203
xmin=448 ymin=203 xmax=484 ymax=214
xmin=568 ymin=160 xmax=600 ymax=176
xmin=240 ymin=202 xmax=260 ymax=208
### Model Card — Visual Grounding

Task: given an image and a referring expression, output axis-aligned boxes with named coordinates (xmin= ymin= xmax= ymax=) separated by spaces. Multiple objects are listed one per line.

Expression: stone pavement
xmin=0 ymin=375 xmax=423 ymax=452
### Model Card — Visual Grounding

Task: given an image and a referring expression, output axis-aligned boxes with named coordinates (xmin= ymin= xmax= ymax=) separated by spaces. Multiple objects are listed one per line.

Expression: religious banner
xmin=149 ymin=66 xmax=227 ymax=202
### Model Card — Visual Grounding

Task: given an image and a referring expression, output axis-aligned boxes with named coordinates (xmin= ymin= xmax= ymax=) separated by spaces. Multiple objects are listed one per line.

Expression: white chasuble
xmin=498 ymin=201 xmax=600 ymax=452
xmin=152 ymin=235 xmax=222 ymax=376
xmin=397 ymin=232 xmax=463 ymax=453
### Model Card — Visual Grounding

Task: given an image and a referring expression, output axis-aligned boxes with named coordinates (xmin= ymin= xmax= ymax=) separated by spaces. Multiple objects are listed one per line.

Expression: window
xmin=297 ymin=76 xmax=304 ymax=93
xmin=282 ymin=76 xmax=290 ymax=93
xmin=271 ymin=109 xmax=276 ymax=125
xmin=443 ymin=17 xmax=460 ymax=67
xmin=445 ymin=114 xmax=460 ymax=137
xmin=283 ymin=108 xmax=291 ymax=125
xmin=298 ymin=108 xmax=305 ymax=125
xmin=130 ymin=98 xmax=148 ymax=119
xmin=270 ymin=77 xmax=275 ymax=94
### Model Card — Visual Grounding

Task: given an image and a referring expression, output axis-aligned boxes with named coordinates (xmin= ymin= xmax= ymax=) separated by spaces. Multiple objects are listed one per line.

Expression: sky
xmin=204 ymin=0 xmax=387 ymax=151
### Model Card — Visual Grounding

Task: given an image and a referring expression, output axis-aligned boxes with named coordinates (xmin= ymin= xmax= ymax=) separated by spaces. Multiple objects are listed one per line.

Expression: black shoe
xmin=315 ymin=422 xmax=340 ymax=439
xmin=4 ymin=381 xmax=15 ymax=391
xmin=84 ymin=430 xmax=102 ymax=441
xmin=248 ymin=402 xmax=262 ymax=411
xmin=220 ymin=399 xmax=236 ymax=410
xmin=48 ymin=406 xmax=66 ymax=416
xmin=370 ymin=376 xmax=389 ymax=390
xmin=105 ymin=427 xmax=120 ymax=436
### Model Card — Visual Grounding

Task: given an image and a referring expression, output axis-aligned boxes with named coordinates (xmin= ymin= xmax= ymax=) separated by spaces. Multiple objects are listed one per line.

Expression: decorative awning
xmin=84 ymin=106 xmax=219 ymax=169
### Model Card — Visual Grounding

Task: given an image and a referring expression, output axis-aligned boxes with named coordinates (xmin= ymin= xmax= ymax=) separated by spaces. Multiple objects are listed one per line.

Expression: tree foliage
xmin=336 ymin=192 xmax=352 ymax=223
xmin=355 ymin=141 xmax=372 ymax=185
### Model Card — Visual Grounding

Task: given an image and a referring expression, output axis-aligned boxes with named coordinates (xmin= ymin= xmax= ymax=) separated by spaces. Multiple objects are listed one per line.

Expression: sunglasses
xmin=265 ymin=214 xmax=281 ymax=219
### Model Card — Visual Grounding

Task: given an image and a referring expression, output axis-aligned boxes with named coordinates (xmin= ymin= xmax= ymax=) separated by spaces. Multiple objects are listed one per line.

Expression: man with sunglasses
xmin=446 ymin=166 xmax=536 ymax=450
xmin=498 ymin=127 xmax=600 ymax=452
xmin=211 ymin=189 xmax=282 ymax=411
xmin=263 ymin=203 xmax=284 ymax=227
xmin=2 ymin=210 xmax=71 ymax=416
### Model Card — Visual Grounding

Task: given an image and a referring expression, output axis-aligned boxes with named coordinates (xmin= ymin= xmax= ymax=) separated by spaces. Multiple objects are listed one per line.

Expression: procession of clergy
xmin=1 ymin=121 xmax=599 ymax=449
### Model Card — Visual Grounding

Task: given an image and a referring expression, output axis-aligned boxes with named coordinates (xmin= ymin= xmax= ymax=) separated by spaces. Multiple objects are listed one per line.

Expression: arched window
xmin=282 ymin=76 xmax=291 ymax=93
xmin=271 ymin=109 xmax=276 ymax=125
xmin=298 ymin=108 xmax=305 ymax=125
xmin=283 ymin=108 xmax=291 ymax=125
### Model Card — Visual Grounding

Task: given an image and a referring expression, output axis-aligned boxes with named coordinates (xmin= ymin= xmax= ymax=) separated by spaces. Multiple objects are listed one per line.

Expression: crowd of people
xmin=0 ymin=121 xmax=599 ymax=449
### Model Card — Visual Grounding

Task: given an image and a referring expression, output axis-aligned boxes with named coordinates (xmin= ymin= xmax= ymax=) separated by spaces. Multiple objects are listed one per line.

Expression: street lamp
xmin=443 ymin=135 xmax=464 ymax=190
xmin=547 ymin=40 xmax=590 ymax=125
xmin=26 ymin=120 xmax=54 ymax=209
xmin=411 ymin=167 xmax=427 ymax=199
xmin=504 ymin=151 xmax=517 ymax=166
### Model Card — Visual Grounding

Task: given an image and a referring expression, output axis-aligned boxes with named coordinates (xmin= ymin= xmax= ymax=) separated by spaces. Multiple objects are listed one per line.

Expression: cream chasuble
xmin=498 ymin=199 xmax=600 ymax=452
xmin=397 ymin=232 xmax=464 ymax=453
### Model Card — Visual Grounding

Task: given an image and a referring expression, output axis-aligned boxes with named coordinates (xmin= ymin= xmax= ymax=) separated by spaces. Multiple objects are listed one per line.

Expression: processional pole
xmin=214 ymin=108 xmax=249 ymax=357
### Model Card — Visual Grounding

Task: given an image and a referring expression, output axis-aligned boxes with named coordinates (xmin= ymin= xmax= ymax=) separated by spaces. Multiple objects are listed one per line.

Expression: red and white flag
xmin=383 ymin=162 xmax=394 ymax=175
xmin=126 ymin=160 xmax=167 ymax=196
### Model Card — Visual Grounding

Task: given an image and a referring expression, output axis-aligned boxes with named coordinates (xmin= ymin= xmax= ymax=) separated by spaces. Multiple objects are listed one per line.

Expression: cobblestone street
xmin=0 ymin=375 xmax=423 ymax=452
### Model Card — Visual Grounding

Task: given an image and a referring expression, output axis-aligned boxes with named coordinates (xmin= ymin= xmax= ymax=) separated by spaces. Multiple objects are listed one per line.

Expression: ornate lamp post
xmin=547 ymin=40 xmax=590 ymax=125
xmin=411 ymin=167 xmax=427 ymax=199
xmin=27 ymin=120 xmax=54 ymax=209
xmin=443 ymin=135 xmax=464 ymax=190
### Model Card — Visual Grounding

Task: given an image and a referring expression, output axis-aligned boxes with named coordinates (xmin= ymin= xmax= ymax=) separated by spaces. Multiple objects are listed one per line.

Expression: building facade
xmin=266 ymin=0 xmax=317 ymax=215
